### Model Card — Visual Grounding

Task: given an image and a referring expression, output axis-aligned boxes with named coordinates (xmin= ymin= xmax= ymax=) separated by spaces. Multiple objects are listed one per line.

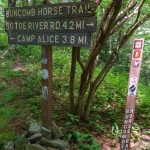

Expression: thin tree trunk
xmin=83 ymin=10 xmax=150 ymax=119
xmin=76 ymin=33 xmax=106 ymax=116
xmin=72 ymin=0 xmax=150 ymax=120
xmin=83 ymin=84 xmax=95 ymax=121
xmin=69 ymin=47 xmax=78 ymax=113
xmin=83 ymin=51 xmax=118 ymax=120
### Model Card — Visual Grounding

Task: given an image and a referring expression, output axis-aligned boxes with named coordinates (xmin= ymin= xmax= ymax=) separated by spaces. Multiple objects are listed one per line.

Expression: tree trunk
xmin=68 ymin=0 xmax=150 ymax=121
xmin=83 ymin=51 xmax=118 ymax=121
xmin=69 ymin=47 xmax=78 ymax=113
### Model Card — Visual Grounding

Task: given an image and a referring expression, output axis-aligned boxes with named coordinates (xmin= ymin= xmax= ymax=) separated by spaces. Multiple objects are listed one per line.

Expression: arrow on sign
xmin=10 ymin=37 xmax=16 ymax=40
xmin=86 ymin=23 xmax=95 ymax=27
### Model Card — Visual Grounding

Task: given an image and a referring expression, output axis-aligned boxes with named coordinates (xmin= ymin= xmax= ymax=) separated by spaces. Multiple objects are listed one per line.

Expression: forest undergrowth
xmin=0 ymin=46 xmax=150 ymax=149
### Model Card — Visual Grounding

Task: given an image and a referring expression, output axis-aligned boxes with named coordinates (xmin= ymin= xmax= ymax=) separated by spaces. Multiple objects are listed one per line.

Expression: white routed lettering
xmin=17 ymin=35 xmax=21 ymax=42
xmin=6 ymin=3 xmax=93 ymax=19
xmin=79 ymin=6 xmax=84 ymax=13
xmin=53 ymin=7 xmax=58 ymax=15
xmin=67 ymin=6 xmax=71 ymax=14
xmin=38 ymin=8 xmax=43 ymax=16
xmin=42 ymin=35 xmax=46 ymax=43
xmin=17 ymin=35 xmax=35 ymax=42
xmin=38 ymin=6 xmax=63 ymax=16
xmin=55 ymin=21 xmax=60 ymax=30
xmin=44 ymin=22 xmax=48 ymax=29
xmin=9 ymin=23 xmax=14 ymax=29
xmin=18 ymin=10 xmax=21 ymax=17
xmin=10 ymin=33 xmax=90 ymax=46
xmin=7 ymin=20 xmax=87 ymax=31
xmin=76 ymin=21 xmax=83 ymax=30
xmin=59 ymin=6 xmax=63 ymax=15
xmin=38 ymin=35 xmax=61 ymax=44
xmin=6 ymin=8 xmax=35 ymax=18
xmin=5 ymin=22 xmax=10 ymax=30
xmin=49 ymin=35 xmax=54 ymax=43
xmin=38 ymin=36 xmax=42 ymax=42
xmin=69 ymin=21 xmax=74 ymax=30
xmin=28 ymin=22 xmax=32 ymax=29
xmin=47 ymin=7 xmax=52 ymax=15
xmin=78 ymin=36 xmax=86 ymax=44
xmin=50 ymin=22 xmax=55 ymax=29
xmin=6 ymin=10 xmax=9 ymax=18
xmin=13 ymin=9 xmax=18 ymax=16
xmin=62 ymin=21 xmax=67 ymax=29
xmin=72 ymin=6 xmax=77 ymax=14
xmin=62 ymin=36 xmax=67 ymax=44
xmin=70 ymin=36 xmax=75 ymax=44
xmin=55 ymin=35 xmax=59 ymax=43
xmin=84 ymin=36 xmax=87 ymax=44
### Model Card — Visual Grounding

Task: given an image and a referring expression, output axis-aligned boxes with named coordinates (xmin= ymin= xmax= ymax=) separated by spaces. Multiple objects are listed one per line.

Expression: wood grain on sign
xmin=5 ymin=2 xmax=96 ymax=19
xmin=8 ymin=32 xmax=91 ymax=47
xmin=120 ymin=39 xmax=144 ymax=150
xmin=5 ymin=16 xmax=96 ymax=33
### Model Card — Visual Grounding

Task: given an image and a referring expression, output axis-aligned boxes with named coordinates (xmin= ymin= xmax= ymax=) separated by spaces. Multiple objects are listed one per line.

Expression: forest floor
xmin=0 ymin=55 xmax=150 ymax=150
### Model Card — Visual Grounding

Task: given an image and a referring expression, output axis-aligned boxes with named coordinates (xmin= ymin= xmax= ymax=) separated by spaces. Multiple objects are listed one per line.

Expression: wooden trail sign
xmin=5 ymin=2 xmax=96 ymax=19
xmin=5 ymin=16 xmax=96 ymax=33
xmin=8 ymin=32 xmax=91 ymax=47
xmin=5 ymin=2 xmax=96 ymax=47
xmin=120 ymin=39 xmax=144 ymax=150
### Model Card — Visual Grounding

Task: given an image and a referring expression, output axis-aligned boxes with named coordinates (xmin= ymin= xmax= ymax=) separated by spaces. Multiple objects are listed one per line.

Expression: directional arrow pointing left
xmin=10 ymin=37 xmax=16 ymax=40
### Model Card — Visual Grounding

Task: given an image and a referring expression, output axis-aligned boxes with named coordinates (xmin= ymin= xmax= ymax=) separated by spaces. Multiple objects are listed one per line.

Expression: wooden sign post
xmin=120 ymin=39 xmax=144 ymax=150
xmin=42 ymin=0 xmax=53 ymax=128
xmin=42 ymin=45 xmax=53 ymax=128
xmin=5 ymin=1 xmax=96 ymax=128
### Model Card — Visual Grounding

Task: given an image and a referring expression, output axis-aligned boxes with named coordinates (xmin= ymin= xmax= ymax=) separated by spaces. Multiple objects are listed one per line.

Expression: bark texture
xmin=68 ymin=0 xmax=150 ymax=121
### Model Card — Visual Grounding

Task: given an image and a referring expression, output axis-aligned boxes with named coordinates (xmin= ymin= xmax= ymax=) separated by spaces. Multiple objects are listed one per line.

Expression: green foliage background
xmin=0 ymin=0 xmax=149 ymax=149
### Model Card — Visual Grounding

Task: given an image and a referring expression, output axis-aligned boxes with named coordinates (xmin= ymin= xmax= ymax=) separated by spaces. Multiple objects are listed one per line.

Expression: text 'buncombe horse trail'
xmin=5 ymin=2 xmax=96 ymax=47
xmin=5 ymin=2 xmax=96 ymax=19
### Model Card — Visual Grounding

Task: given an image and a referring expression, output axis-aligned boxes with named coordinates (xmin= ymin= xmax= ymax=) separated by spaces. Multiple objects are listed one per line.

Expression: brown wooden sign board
xmin=5 ymin=2 xmax=96 ymax=19
xmin=5 ymin=16 xmax=96 ymax=33
xmin=120 ymin=39 xmax=144 ymax=150
xmin=8 ymin=32 xmax=91 ymax=47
